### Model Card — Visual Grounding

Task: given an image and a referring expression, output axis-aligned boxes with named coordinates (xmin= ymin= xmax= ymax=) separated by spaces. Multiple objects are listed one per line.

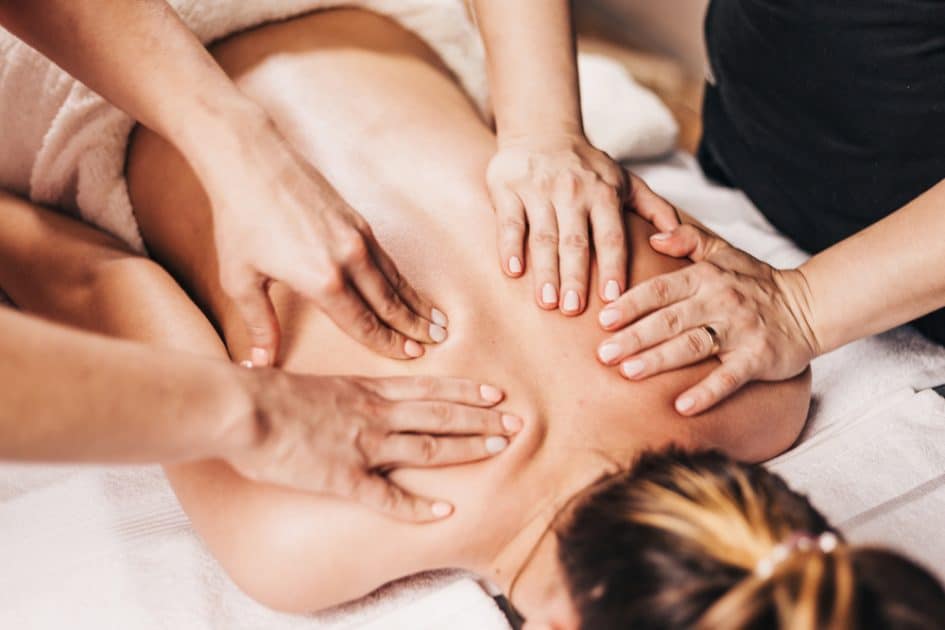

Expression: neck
xmin=474 ymin=449 xmax=617 ymax=597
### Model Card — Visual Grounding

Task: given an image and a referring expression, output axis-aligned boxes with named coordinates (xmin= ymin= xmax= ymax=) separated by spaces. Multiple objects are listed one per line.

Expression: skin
xmin=1 ymin=10 xmax=812 ymax=620
xmin=0 ymin=189 xmax=518 ymax=521
xmin=474 ymin=0 xmax=680 ymax=315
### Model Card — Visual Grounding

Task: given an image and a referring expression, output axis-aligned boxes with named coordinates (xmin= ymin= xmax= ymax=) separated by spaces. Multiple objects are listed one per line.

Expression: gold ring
xmin=702 ymin=325 xmax=721 ymax=355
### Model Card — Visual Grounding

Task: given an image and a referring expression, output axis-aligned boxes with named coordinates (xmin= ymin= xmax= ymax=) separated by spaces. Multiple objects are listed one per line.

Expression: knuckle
xmin=411 ymin=375 xmax=439 ymax=398
xmin=500 ymin=215 xmax=527 ymax=236
xmin=339 ymin=234 xmax=370 ymax=265
xmin=561 ymin=232 xmax=590 ymax=251
xmin=431 ymin=402 xmax=452 ymax=424
xmin=717 ymin=370 xmax=741 ymax=393
xmin=661 ymin=308 xmax=682 ymax=335
xmin=355 ymin=308 xmax=382 ymax=338
xmin=557 ymin=171 xmax=582 ymax=198
xmin=532 ymin=230 xmax=559 ymax=249
xmin=686 ymin=330 xmax=708 ymax=355
xmin=419 ymin=436 xmax=439 ymax=463
xmin=650 ymin=277 xmax=672 ymax=305
xmin=314 ymin=268 xmax=345 ymax=296
xmin=597 ymin=229 xmax=626 ymax=250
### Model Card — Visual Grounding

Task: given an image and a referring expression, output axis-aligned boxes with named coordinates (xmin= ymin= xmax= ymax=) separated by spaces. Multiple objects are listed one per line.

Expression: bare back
xmin=126 ymin=9 xmax=810 ymax=612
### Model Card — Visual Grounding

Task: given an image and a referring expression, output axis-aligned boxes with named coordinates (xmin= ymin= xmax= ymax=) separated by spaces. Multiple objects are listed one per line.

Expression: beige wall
xmin=576 ymin=0 xmax=710 ymax=77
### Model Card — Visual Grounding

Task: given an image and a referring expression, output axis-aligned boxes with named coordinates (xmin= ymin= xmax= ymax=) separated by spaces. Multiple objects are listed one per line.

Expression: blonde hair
xmin=555 ymin=449 xmax=945 ymax=630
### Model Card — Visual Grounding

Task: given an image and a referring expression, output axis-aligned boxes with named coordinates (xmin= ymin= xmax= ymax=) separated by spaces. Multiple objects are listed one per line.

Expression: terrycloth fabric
xmin=0 ymin=0 xmax=677 ymax=252
xmin=1 ymin=154 xmax=943 ymax=627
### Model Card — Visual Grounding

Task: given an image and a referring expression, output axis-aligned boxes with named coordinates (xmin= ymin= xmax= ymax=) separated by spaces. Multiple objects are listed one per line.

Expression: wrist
xmin=496 ymin=119 xmax=584 ymax=149
xmin=200 ymin=362 xmax=265 ymax=461
xmin=774 ymin=267 xmax=824 ymax=359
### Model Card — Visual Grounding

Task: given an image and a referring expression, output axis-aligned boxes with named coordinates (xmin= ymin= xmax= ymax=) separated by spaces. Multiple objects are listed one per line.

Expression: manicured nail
xmin=621 ymin=359 xmax=645 ymax=378
xmin=563 ymin=290 xmax=580 ymax=313
xmin=404 ymin=339 xmax=424 ymax=358
xmin=676 ymin=396 xmax=696 ymax=413
xmin=431 ymin=308 xmax=448 ymax=327
xmin=429 ymin=323 xmax=447 ymax=343
xmin=651 ymin=232 xmax=672 ymax=241
xmin=502 ymin=414 xmax=523 ymax=432
xmin=508 ymin=256 xmax=523 ymax=275
xmin=239 ymin=360 xmax=254 ymax=369
xmin=485 ymin=436 xmax=509 ymax=454
xmin=431 ymin=502 xmax=453 ymax=518
xmin=598 ymin=343 xmax=621 ymax=363
xmin=604 ymin=280 xmax=621 ymax=302
xmin=251 ymin=347 xmax=269 ymax=367
xmin=599 ymin=308 xmax=620 ymax=327
xmin=542 ymin=283 xmax=558 ymax=305
xmin=480 ymin=384 xmax=504 ymax=403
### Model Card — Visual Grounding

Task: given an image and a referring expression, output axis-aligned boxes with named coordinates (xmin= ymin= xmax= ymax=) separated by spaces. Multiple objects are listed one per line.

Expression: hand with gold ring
xmin=595 ymin=224 xmax=820 ymax=415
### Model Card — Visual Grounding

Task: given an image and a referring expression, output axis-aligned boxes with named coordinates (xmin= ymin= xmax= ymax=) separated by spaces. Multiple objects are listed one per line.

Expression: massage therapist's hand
xmin=597 ymin=225 xmax=820 ymax=415
xmin=189 ymin=109 xmax=448 ymax=367
xmin=226 ymin=372 xmax=521 ymax=522
xmin=486 ymin=132 xmax=680 ymax=315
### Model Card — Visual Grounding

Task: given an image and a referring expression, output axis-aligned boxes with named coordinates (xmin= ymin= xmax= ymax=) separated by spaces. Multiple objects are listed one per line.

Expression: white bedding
xmin=3 ymin=153 xmax=944 ymax=628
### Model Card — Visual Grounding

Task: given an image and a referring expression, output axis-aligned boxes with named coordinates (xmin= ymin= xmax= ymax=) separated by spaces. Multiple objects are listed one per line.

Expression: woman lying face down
xmin=519 ymin=449 xmax=945 ymax=629
xmin=1 ymin=7 xmax=937 ymax=628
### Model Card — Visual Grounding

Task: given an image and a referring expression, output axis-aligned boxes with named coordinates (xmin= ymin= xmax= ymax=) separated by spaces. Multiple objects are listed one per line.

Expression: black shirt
xmin=699 ymin=0 xmax=945 ymax=343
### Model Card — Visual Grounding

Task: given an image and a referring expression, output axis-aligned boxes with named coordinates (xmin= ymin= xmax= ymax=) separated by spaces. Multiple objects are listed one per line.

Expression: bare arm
xmin=800 ymin=178 xmax=945 ymax=353
xmin=0 ymin=1 xmax=450 ymax=366
xmin=473 ymin=0 xmax=679 ymax=315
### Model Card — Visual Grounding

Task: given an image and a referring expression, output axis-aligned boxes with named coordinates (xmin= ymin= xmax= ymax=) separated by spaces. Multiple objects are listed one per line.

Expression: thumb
xmin=232 ymin=280 xmax=280 ymax=367
xmin=649 ymin=224 xmax=726 ymax=261
xmin=354 ymin=474 xmax=454 ymax=523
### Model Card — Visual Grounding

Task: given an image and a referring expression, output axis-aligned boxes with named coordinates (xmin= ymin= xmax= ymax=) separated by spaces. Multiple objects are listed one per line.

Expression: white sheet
xmin=2 ymin=158 xmax=944 ymax=627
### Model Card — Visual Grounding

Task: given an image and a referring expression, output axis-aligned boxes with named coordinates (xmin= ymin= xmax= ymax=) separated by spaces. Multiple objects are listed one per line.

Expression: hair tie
xmin=754 ymin=531 xmax=839 ymax=579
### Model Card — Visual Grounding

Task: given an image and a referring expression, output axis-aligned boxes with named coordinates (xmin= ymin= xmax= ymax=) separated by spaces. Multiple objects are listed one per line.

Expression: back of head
xmin=556 ymin=450 xmax=945 ymax=630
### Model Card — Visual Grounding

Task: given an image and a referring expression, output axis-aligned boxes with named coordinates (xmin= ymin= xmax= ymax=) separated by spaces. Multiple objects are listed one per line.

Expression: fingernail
xmin=502 ymin=414 xmax=523 ymax=433
xmin=676 ymin=396 xmax=696 ymax=413
xmin=604 ymin=280 xmax=621 ymax=302
xmin=431 ymin=502 xmax=453 ymax=518
xmin=485 ymin=436 xmax=509 ymax=454
xmin=508 ymin=256 xmax=523 ymax=275
xmin=404 ymin=339 xmax=424 ymax=358
xmin=429 ymin=323 xmax=447 ymax=343
xmin=251 ymin=347 xmax=269 ymax=367
xmin=621 ymin=359 xmax=645 ymax=378
xmin=563 ymin=290 xmax=580 ymax=313
xmin=541 ymin=283 xmax=558 ymax=305
xmin=599 ymin=308 xmax=620 ymax=327
xmin=598 ymin=343 xmax=621 ymax=363
xmin=431 ymin=308 xmax=448 ymax=327
xmin=651 ymin=232 xmax=672 ymax=241
xmin=239 ymin=360 xmax=254 ymax=369
xmin=480 ymin=384 xmax=504 ymax=403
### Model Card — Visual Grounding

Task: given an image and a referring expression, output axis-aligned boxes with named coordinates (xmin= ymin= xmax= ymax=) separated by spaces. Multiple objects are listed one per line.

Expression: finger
xmin=627 ymin=172 xmax=681 ymax=233
xmin=648 ymin=223 xmax=723 ymax=260
xmin=351 ymin=474 xmax=453 ymax=523
xmin=555 ymin=204 xmax=591 ymax=316
xmin=367 ymin=235 xmax=449 ymax=336
xmin=360 ymin=375 xmax=507 ymax=407
xmin=342 ymin=235 xmax=447 ymax=347
xmin=490 ymin=186 xmax=527 ymax=277
xmin=372 ymin=433 xmax=509 ymax=468
xmin=525 ymin=199 xmax=560 ymax=310
xmin=675 ymin=361 xmax=752 ymax=416
xmin=597 ymin=267 xmax=697 ymax=331
xmin=229 ymin=278 xmax=280 ymax=367
xmin=315 ymin=274 xmax=422 ymax=359
xmin=383 ymin=400 xmax=522 ymax=435
xmin=590 ymin=188 xmax=628 ymax=303
xmin=596 ymin=301 xmax=703 ymax=365
xmin=615 ymin=326 xmax=721 ymax=380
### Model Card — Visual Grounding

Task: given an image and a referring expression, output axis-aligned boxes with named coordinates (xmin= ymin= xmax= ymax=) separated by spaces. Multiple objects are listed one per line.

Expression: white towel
xmin=0 ymin=0 xmax=677 ymax=252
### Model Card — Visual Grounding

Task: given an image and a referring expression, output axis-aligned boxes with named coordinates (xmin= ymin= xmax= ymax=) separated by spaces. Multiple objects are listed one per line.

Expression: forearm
xmin=799 ymin=178 xmax=945 ymax=353
xmin=472 ymin=0 xmax=582 ymax=139
xmin=0 ymin=307 xmax=252 ymax=464
xmin=0 ymin=0 xmax=260 ymax=163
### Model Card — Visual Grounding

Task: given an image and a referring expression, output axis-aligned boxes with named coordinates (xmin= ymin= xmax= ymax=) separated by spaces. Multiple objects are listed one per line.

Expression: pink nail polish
xmin=676 ymin=396 xmax=696 ymax=413
xmin=480 ymin=384 xmax=504 ymax=403
xmin=502 ymin=414 xmax=523 ymax=433
xmin=404 ymin=339 xmax=424 ymax=358
xmin=651 ymin=232 xmax=672 ymax=241
xmin=621 ymin=359 xmax=645 ymax=378
xmin=509 ymin=256 xmax=523 ymax=275
xmin=251 ymin=347 xmax=270 ymax=367
xmin=599 ymin=309 xmax=620 ymax=327
xmin=431 ymin=502 xmax=453 ymax=518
